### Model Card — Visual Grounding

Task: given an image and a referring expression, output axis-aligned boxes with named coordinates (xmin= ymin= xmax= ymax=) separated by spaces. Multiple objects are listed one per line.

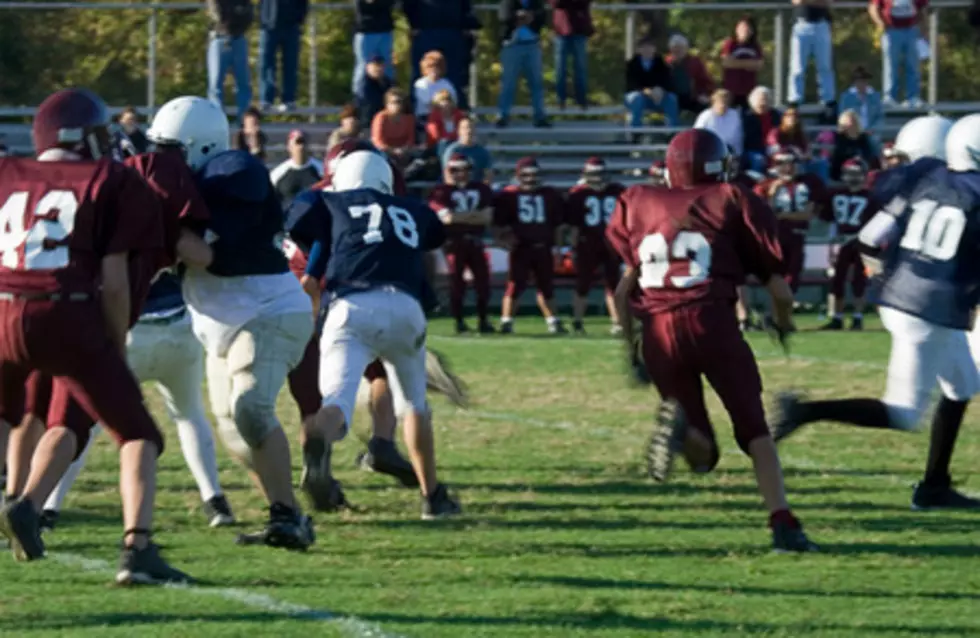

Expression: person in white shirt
xmin=269 ymin=129 xmax=324 ymax=206
xmin=413 ymin=50 xmax=458 ymax=121
xmin=694 ymin=89 xmax=744 ymax=156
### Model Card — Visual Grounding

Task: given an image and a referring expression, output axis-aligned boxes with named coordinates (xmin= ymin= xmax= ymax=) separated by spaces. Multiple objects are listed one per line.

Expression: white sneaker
xmin=904 ymin=97 xmax=925 ymax=109
xmin=882 ymin=97 xmax=900 ymax=109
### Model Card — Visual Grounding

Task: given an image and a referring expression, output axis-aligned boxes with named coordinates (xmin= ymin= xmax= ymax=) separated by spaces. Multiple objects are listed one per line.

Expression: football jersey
xmin=0 ymin=156 xmax=162 ymax=296
xmin=493 ymin=186 xmax=564 ymax=245
xmin=564 ymin=182 xmax=626 ymax=242
xmin=285 ymin=188 xmax=446 ymax=304
xmin=822 ymin=187 xmax=875 ymax=238
xmin=755 ymin=174 xmax=827 ymax=235
xmin=869 ymin=161 xmax=980 ymax=330
xmin=428 ymin=181 xmax=494 ymax=239
xmin=607 ymin=183 xmax=785 ymax=314
xmin=195 ymin=150 xmax=289 ymax=278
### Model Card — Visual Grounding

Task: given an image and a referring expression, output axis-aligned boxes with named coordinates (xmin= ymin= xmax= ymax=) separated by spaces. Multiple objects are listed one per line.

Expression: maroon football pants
xmin=446 ymin=238 xmax=490 ymax=321
xmin=575 ymin=239 xmax=621 ymax=295
xmin=506 ymin=243 xmax=554 ymax=300
xmin=829 ymin=240 xmax=868 ymax=298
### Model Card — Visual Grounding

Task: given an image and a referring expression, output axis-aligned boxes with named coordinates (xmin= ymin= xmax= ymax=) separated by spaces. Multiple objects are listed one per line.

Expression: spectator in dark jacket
xmin=116 ymin=106 xmax=149 ymax=154
xmin=741 ymin=86 xmax=780 ymax=171
xmin=829 ymin=109 xmax=881 ymax=180
xmin=233 ymin=106 xmax=267 ymax=160
xmin=258 ymin=0 xmax=307 ymax=113
xmin=665 ymin=33 xmax=715 ymax=117
xmin=624 ymin=37 xmax=679 ymax=128
xmin=496 ymin=0 xmax=550 ymax=128
xmin=356 ymin=55 xmax=394 ymax=128
xmin=207 ymin=0 xmax=253 ymax=122
xmin=550 ymin=0 xmax=594 ymax=109
xmin=404 ymin=0 xmax=481 ymax=110
xmin=352 ymin=0 xmax=396 ymax=95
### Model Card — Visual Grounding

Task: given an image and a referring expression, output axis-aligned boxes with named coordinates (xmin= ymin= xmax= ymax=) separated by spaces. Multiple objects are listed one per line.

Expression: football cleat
xmin=819 ymin=317 xmax=843 ymax=331
xmin=911 ymin=481 xmax=980 ymax=511
xmin=454 ymin=319 xmax=470 ymax=335
xmin=421 ymin=484 xmax=462 ymax=520
xmin=499 ymin=322 xmax=514 ymax=334
xmin=357 ymin=438 xmax=420 ymax=488
xmin=116 ymin=542 xmax=195 ymax=586
xmin=548 ymin=320 xmax=568 ymax=335
xmin=300 ymin=438 xmax=348 ymax=512
xmin=0 ymin=498 xmax=45 ymax=561
xmin=203 ymin=495 xmax=236 ymax=528
xmin=425 ymin=349 xmax=469 ymax=408
xmin=609 ymin=324 xmax=623 ymax=337
xmin=771 ymin=521 xmax=820 ymax=553
xmin=850 ymin=316 xmax=864 ymax=331
xmin=572 ymin=320 xmax=586 ymax=335
xmin=478 ymin=320 xmax=496 ymax=335
xmin=235 ymin=504 xmax=316 ymax=551
xmin=768 ymin=392 xmax=807 ymax=443
xmin=39 ymin=509 xmax=59 ymax=532
xmin=646 ymin=399 xmax=688 ymax=482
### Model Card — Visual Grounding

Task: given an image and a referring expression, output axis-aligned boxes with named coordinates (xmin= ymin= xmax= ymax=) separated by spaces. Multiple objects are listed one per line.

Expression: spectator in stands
xmin=404 ymin=0 xmax=481 ymax=110
xmin=694 ymin=89 xmax=743 ymax=155
xmin=352 ymin=0 xmax=395 ymax=96
xmin=258 ymin=0 xmax=306 ymax=113
xmin=869 ymin=0 xmax=927 ymax=108
xmin=829 ymin=109 xmax=881 ymax=180
xmin=442 ymin=116 xmax=494 ymax=183
xmin=666 ymin=34 xmax=714 ymax=117
xmin=742 ymin=86 xmax=781 ymax=172
xmin=270 ymin=129 xmax=323 ymax=205
xmin=426 ymin=89 xmax=465 ymax=155
xmin=720 ymin=15 xmax=764 ymax=110
xmin=550 ymin=0 xmax=594 ymax=110
xmin=787 ymin=0 xmax=836 ymax=113
xmin=328 ymin=104 xmax=361 ymax=149
xmin=838 ymin=66 xmax=883 ymax=133
xmin=766 ymin=105 xmax=829 ymax=178
xmin=207 ymin=0 xmax=254 ymax=123
xmin=625 ymin=37 xmax=679 ymax=129
xmin=414 ymin=51 xmax=459 ymax=122
xmin=117 ymin=106 xmax=149 ymax=154
xmin=372 ymin=88 xmax=419 ymax=169
xmin=356 ymin=55 xmax=394 ymax=129
xmin=233 ymin=105 xmax=267 ymax=161
xmin=497 ymin=0 xmax=550 ymax=128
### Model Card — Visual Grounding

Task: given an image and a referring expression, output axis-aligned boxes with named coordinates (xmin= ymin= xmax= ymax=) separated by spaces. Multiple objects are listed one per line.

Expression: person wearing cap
xmin=356 ymin=55 xmax=395 ymax=129
xmin=869 ymin=0 xmax=927 ymax=108
xmin=352 ymin=0 xmax=396 ymax=96
xmin=270 ymin=129 xmax=324 ymax=206
xmin=442 ymin=116 xmax=494 ymax=184
xmin=694 ymin=89 xmax=744 ymax=157
xmin=328 ymin=104 xmax=362 ymax=149
xmin=838 ymin=66 xmax=883 ymax=134
xmin=665 ymin=33 xmax=715 ymax=117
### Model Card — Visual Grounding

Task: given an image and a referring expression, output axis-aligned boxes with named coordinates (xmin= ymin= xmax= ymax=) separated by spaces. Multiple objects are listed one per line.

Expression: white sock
xmin=43 ymin=425 xmax=100 ymax=513
xmin=174 ymin=416 xmax=222 ymax=502
xmin=501 ymin=316 xmax=513 ymax=324
xmin=546 ymin=316 xmax=559 ymax=326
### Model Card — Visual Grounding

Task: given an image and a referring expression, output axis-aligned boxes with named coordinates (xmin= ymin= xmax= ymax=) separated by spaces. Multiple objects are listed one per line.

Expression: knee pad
xmin=320 ymin=397 xmax=353 ymax=438
xmin=217 ymin=416 xmax=254 ymax=468
xmin=231 ymin=389 xmax=281 ymax=449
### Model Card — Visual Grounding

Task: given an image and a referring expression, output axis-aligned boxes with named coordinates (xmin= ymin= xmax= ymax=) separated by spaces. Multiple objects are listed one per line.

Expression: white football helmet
xmin=894 ymin=115 xmax=952 ymax=162
xmin=331 ymin=150 xmax=394 ymax=194
xmin=147 ymin=96 xmax=229 ymax=170
xmin=945 ymin=114 xmax=980 ymax=172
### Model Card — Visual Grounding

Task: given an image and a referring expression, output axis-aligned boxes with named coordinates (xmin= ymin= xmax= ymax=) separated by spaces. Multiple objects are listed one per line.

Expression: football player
xmin=648 ymin=160 xmax=667 ymax=187
xmin=771 ymin=114 xmax=980 ymax=510
xmin=494 ymin=157 xmax=567 ymax=334
xmin=429 ymin=153 xmax=494 ymax=335
xmin=607 ymin=129 xmax=818 ymax=552
xmin=286 ymin=150 xmax=461 ymax=519
xmin=819 ymin=158 xmax=875 ymax=331
xmin=564 ymin=157 xmax=625 ymax=335
xmin=0 ymin=88 xmax=192 ymax=583
xmin=149 ymin=96 xmax=316 ymax=549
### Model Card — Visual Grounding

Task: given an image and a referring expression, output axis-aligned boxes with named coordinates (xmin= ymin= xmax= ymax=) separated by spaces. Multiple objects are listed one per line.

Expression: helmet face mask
xmin=841 ymin=159 xmax=867 ymax=190
xmin=448 ymin=165 xmax=471 ymax=186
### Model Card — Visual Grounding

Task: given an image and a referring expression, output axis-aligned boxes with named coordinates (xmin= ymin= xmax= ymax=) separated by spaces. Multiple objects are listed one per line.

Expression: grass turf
xmin=1 ymin=314 xmax=979 ymax=638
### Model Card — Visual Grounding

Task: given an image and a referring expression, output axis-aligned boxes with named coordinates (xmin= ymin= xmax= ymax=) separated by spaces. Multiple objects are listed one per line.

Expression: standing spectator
xmin=371 ymin=88 xmax=419 ymax=168
xmin=414 ymin=51 xmax=459 ymax=122
xmin=328 ymin=104 xmax=362 ymax=149
xmin=497 ymin=0 xmax=550 ymax=128
xmin=233 ymin=105 xmax=267 ymax=161
xmin=720 ymin=16 xmax=764 ymax=109
xmin=838 ymin=66 xmax=883 ymax=133
xmin=426 ymin=90 xmax=466 ymax=155
xmin=258 ymin=0 xmax=307 ymax=113
xmin=624 ymin=37 xmax=679 ymax=129
xmin=665 ymin=34 xmax=715 ymax=117
xmin=352 ymin=0 xmax=396 ymax=96
xmin=787 ymin=0 xmax=836 ymax=112
xmin=741 ymin=86 xmax=781 ymax=172
xmin=869 ymin=0 xmax=927 ymax=107
xmin=207 ymin=0 xmax=253 ymax=122
xmin=829 ymin=109 xmax=881 ymax=180
xmin=270 ymin=129 xmax=324 ymax=205
xmin=442 ymin=116 xmax=494 ymax=183
xmin=694 ymin=89 xmax=744 ymax=156
xmin=404 ymin=0 xmax=482 ymax=110
xmin=356 ymin=55 xmax=394 ymax=129
xmin=116 ymin=106 xmax=149 ymax=154
xmin=550 ymin=0 xmax=594 ymax=110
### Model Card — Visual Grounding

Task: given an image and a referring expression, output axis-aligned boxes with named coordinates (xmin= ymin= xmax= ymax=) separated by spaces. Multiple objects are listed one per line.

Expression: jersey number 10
xmin=349 ymin=203 xmax=420 ymax=249
xmin=898 ymin=199 xmax=966 ymax=261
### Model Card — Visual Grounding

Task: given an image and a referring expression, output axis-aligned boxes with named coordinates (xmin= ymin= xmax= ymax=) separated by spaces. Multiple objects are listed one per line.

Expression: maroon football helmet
xmin=445 ymin=152 xmax=472 ymax=186
xmin=582 ymin=156 xmax=606 ymax=186
xmin=665 ymin=129 xmax=728 ymax=188
xmin=841 ymin=157 xmax=868 ymax=190
xmin=515 ymin=156 xmax=541 ymax=189
xmin=771 ymin=146 xmax=800 ymax=177
xmin=32 ymin=88 xmax=112 ymax=160
xmin=881 ymin=142 xmax=909 ymax=169
xmin=322 ymin=138 xmax=406 ymax=195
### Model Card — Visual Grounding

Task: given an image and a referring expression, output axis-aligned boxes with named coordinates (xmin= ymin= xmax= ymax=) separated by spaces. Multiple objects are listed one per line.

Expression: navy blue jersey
xmin=195 ymin=150 xmax=289 ymax=278
xmin=286 ymin=188 xmax=446 ymax=304
xmin=869 ymin=161 xmax=980 ymax=330
xmin=140 ymin=270 xmax=186 ymax=318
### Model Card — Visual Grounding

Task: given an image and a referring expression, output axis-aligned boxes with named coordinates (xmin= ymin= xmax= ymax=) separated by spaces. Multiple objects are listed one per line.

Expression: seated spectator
xmin=720 ymin=15 xmax=764 ymax=110
xmin=766 ymin=105 xmax=829 ymax=180
xmin=829 ymin=109 xmax=881 ymax=180
xmin=356 ymin=55 xmax=394 ymax=129
xmin=233 ymin=105 xmax=267 ymax=161
xmin=665 ymin=34 xmax=714 ymax=117
xmin=442 ymin=116 xmax=494 ymax=183
xmin=741 ymin=86 xmax=781 ymax=172
xmin=328 ymin=104 xmax=361 ymax=149
xmin=838 ymin=66 xmax=883 ymax=134
xmin=371 ymin=88 xmax=419 ymax=168
xmin=624 ymin=37 xmax=679 ymax=129
xmin=414 ymin=50 xmax=458 ymax=122
xmin=426 ymin=90 xmax=466 ymax=154
xmin=270 ymin=129 xmax=324 ymax=206
xmin=116 ymin=106 xmax=149 ymax=154
xmin=694 ymin=89 xmax=743 ymax=155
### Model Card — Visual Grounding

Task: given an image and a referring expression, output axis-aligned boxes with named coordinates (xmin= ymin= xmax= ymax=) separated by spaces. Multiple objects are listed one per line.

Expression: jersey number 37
xmin=349 ymin=203 xmax=420 ymax=249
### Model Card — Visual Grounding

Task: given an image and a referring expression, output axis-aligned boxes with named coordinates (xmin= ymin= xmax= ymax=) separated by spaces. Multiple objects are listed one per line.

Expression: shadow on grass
xmin=452 ymin=480 xmax=874 ymax=497
xmin=0 ymin=612 xmax=320 ymax=631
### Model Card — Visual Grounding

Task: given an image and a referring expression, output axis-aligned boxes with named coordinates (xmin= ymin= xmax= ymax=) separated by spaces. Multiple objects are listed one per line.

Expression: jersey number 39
xmin=638 ymin=231 xmax=712 ymax=289
xmin=0 ymin=190 xmax=79 ymax=270
xmin=349 ymin=203 xmax=419 ymax=249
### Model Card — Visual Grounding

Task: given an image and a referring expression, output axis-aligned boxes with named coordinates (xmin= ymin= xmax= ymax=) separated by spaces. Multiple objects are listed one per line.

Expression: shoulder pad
xmin=285 ymin=189 xmax=325 ymax=233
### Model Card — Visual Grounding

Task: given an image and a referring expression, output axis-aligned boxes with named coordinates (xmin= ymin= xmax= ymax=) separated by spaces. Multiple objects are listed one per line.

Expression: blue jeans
xmin=498 ymin=41 xmax=546 ymax=121
xmin=805 ymin=158 xmax=830 ymax=182
xmin=555 ymin=34 xmax=587 ymax=106
xmin=743 ymin=151 xmax=768 ymax=173
xmin=352 ymin=31 xmax=394 ymax=95
xmin=259 ymin=26 xmax=300 ymax=106
xmin=882 ymin=27 xmax=921 ymax=102
xmin=207 ymin=33 xmax=252 ymax=122
xmin=788 ymin=20 xmax=835 ymax=104
xmin=624 ymin=90 xmax=679 ymax=127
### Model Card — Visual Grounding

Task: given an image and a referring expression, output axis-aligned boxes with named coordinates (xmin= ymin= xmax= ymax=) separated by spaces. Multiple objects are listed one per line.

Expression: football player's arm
xmin=606 ymin=194 xmax=636 ymax=337
xmin=303 ymin=240 xmax=329 ymax=318
xmin=176 ymin=229 xmax=214 ymax=269
xmin=739 ymin=188 xmax=794 ymax=332
xmin=101 ymin=253 xmax=131 ymax=356
xmin=615 ymin=265 xmax=640 ymax=348
xmin=420 ymin=206 xmax=448 ymax=252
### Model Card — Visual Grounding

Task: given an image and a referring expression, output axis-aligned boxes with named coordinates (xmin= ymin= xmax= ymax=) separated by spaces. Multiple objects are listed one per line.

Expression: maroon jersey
xmin=429 ymin=181 xmax=494 ymax=239
xmin=754 ymin=174 xmax=826 ymax=235
xmin=606 ymin=183 xmax=784 ymax=314
xmin=565 ymin=182 xmax=626 ymax=242
xmin=493 ymin=186 xmax=564 ymax=245
xmin=822 ymin=187 xmax=875 ymax=237
xmin=0 ymin=156 xmax=162 ymax=296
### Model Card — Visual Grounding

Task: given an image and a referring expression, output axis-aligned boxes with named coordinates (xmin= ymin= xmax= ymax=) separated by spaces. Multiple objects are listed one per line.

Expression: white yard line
xmin=51 ymin=553 xmax=401 ymax=638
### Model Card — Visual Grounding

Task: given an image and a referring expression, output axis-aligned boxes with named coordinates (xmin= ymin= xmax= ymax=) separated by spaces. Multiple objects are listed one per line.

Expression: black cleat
xmin=358 ymin=438 xmax=420 ymax=487
xmin=549 ymin=320 xmax=568 ymax=335
xmin=426 ymin=349 xmax=469 ymax=408
xmin=301 ymin=438 xmax=348 ymax=512
xmin=771 ymin=521 xmax=820 ymax=553
xmin=421 ymin=484 xmax=462 ymax=520
xmin=768 ymin=392 xmax=806 ymax=443
xmin=646 ymin=399 xmax=688 ymax=483
xmin=236 ymin=503 xmax=315 ymax=551
xmin=850 ymin=316 xmax=864 ymax=331
xmin=499 ymin=322 xmax=514 ymax=334
xmin=572 ymin=320 xmax=586 ymax=335
xmin=819 ymin=317 xmax=844 ymax=331
xmin=0 ymin=498 xmax=44 ymax=561
xmin=116 ymin=542 xmax=194 ymax=586
xmin=39 ymin=509 xmax=59 ymax=532
xmin=911 ymin=481 xmax=980 ymax=511
xmin=454 ymin=319 xmax=470 ymax=335
xmin=203 ymin=495 xmax=235 ymax=528
xmin=478 ymin=320 xmax=496 ymax=335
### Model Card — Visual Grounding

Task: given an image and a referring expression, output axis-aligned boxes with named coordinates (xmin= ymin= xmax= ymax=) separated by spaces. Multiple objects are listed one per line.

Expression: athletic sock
xmin=175 ymin=416 xmax=223 ymax=503
xmin=768 ymin=508 xmax=800 ymax=529
xmin=798 ymin=398 xmax=893 ymax=429
xmin=923 ymin=397 xmax=969 ymax=487
xmin=501 ymin=317 xmax=513 ymax=324
xmin=546 ymin=316 xmax=559 ymax=326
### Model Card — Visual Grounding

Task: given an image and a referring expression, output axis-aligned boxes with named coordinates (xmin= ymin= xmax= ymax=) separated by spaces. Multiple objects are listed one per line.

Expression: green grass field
xmin=2 ymin=315 xmax=979 ymax=638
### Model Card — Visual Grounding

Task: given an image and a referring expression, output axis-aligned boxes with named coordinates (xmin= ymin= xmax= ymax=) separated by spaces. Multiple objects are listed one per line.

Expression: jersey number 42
xmin=0 ymin=190 xmax=78 ymax=270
